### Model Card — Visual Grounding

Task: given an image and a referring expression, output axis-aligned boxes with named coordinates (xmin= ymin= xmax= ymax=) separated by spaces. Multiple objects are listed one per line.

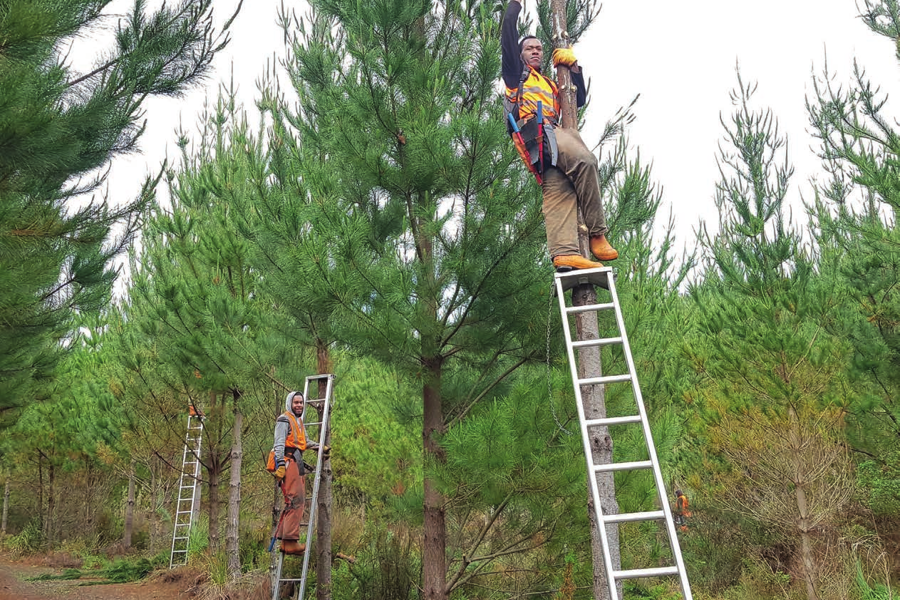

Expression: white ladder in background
xmin=272 ymin=374 xmax=335 ymax=600
xmin=169 ymin=408 xmax=204 ymax=568
xmin=554 ymin=267 xmax=692 ymax=600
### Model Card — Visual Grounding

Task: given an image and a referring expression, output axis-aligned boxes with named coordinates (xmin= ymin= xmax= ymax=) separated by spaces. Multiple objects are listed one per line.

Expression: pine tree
xmin=117 ymin=96 xmax=279 ymax=575
xmin=0 ymin=313 xmax=127 ymax=546
xmin=262 ymin=2 xmax=567 ymax=597
xmin=689 ymin=72 xmax=853 ymax=600
xmin=0 ymin=0 xmax=234 ymax=425
xmin=807 ymin=0 xmax=900 ymax=517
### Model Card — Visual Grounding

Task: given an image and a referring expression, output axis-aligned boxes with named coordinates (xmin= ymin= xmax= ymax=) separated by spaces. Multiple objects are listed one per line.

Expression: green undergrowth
xmin=27 ymin=556 xmax=156 ymax=586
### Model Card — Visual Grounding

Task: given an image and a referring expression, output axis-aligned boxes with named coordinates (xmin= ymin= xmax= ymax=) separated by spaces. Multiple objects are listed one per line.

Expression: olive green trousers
xmin=541 ymin=126 xmax=609 ymax=257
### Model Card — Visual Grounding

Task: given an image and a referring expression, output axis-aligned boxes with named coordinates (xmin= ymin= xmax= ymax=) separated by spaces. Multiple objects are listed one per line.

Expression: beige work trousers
xmin=541 ymin=126 xmax=609 ymax=258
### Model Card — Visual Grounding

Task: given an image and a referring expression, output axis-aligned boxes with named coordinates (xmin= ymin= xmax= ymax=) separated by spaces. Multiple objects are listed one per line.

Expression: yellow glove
xmin=273 ymin=465 xmax=286 ymax=480
xmin=552 ymin=48 xmax=577 ymax=68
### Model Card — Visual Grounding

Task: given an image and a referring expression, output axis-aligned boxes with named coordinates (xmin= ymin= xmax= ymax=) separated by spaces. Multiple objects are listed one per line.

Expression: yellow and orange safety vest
xmin=505 ymin=66 xmax=560 ymax=125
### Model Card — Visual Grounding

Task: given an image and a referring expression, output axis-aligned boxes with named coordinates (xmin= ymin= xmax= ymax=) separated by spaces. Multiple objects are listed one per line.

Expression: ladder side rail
xmin=272 ymin=551 xmax=285 ymax=600
xmin=297 ymin=374 xmax=335 ymax=600
xmin=170 ymin=414 xmax=195 ymax=568
xmin=553 ymin=275 xmax=620 ymax=600
xmin=190 ymin=416 xmax=204 ymax=524
xmin=605 ymin=274 xmax=693 ymax=600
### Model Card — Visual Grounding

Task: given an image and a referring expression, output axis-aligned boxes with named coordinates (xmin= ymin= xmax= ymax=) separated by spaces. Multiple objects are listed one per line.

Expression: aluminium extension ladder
xmin=272 ymin=374 xmax=335 ymax=600
xmin=554 ymin=267 xmax=692 ymax=600
xmin=169 ymin=408 xmax=204 ymax=568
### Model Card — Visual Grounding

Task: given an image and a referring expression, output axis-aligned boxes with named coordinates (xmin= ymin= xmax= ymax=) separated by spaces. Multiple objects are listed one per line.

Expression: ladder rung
xmin=585 ymin=415 xmax=642 ymax=427
xmin=593 ymin=460 xmax=652 ymax=473
xmin=175 ymin=510 xmax=192 ymax=515
xmin=578 ymin=374 xmax=632 ymax=386
xmin=277 ymin=577 xmax=304 ymax=582
xmin=614 ymin=566 xmax=679 ymax=580
xmin=173 ymin=536 xmax=189 ymax=541
xmin=565 ymin=302 xmax=615 ymax=314
xmin=602 ymin=510 xmax=665 ymax=524
xmin=572 ymin=337 xmax=623 ymax=349
xmin=556 ymin=266 xmax=611 ymax=277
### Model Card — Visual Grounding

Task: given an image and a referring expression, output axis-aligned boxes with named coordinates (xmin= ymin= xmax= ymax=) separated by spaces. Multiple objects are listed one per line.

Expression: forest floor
xmin=0 ymin=552 xmax=197 ymax=600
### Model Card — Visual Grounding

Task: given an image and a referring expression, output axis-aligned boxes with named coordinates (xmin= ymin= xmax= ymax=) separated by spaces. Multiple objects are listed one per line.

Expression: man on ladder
xmin=502 ymin=0 xmax=618 ymax=272
xmin=271 ymin=391 xmax=322 ymax=555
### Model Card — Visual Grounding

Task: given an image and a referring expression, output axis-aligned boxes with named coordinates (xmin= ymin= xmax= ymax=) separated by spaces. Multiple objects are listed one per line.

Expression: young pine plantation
xmin=3 ymin=1 xmax=900 ymax=600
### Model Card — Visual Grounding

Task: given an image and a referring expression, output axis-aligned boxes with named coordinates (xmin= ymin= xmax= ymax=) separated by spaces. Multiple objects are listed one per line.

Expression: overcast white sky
xmin=88 ymin=0 xmax=900 ymax=261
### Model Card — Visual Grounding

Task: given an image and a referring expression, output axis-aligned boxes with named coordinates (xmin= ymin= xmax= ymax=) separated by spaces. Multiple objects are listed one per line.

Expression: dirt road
xmin=0 ymin=554 xmax=196 ymax=600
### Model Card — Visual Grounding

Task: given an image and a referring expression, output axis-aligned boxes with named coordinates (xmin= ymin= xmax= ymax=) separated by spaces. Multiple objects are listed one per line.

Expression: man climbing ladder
xmin=502 ymin=0 xmax=618 ymax=271
xmin=271 ymin=390 xmax=323 ymax=555
xmin=270 ymin=375 xmax=335 ymax=600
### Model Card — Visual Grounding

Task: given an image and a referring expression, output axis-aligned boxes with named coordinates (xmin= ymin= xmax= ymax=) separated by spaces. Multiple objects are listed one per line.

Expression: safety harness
xmin=504 ymin=65 xmax=560 ymax=184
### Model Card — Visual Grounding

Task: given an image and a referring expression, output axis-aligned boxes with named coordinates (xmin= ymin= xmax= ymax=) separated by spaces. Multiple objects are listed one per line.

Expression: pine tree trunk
xmin=192 ymin=457 xmax=203 ymax=524
xmin=37 ymin=451 xmax=44 ymax=539
xmin=46 ymin=457 xmax=55 ymax=547
xmin=2 ymin=475 xmax=9 ymax=534
xmin=316 ymin=343 xmax=333 ymax=600
xmin=789 ymin=407 xmax=820 ymax=600
xmin=124 ymin=460 xmax=135 ymax=548
xmin=151 ymin=455 xmax=162 ymax=549
xmin=225 ymin=393 xmax=243 ymax=580
xmin=422 ymin=359 xmax=446 ymax=600
xmin=574 ymin=296 xmax=621 ymax=600
xmin=549 ymin=2 xmax=620 ymax=596
xmin=208 ymin=459 xmax=220 ymax=552
xmin=208 ymin=391 xmax=222 ymax=552
xmin=272 ymin=376 xmax=282 ymax=529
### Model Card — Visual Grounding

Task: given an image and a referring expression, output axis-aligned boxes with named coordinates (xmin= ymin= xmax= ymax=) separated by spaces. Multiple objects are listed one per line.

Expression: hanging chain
xmin=547 ymin=281 xmax=573 ymax=436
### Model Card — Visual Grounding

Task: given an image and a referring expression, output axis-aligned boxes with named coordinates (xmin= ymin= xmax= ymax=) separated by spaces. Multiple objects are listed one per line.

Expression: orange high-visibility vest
xmin=281 ymin=411 xmax=308 ymax=451
xmin=676 ymin=495 xmax=691 ymax=517
xmin=505 ymin=66 xmax=560 ymax=125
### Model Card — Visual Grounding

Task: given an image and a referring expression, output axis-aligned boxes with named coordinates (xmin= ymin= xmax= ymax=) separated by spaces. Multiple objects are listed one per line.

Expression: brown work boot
xmin=553 ymin=255 xmax=604 ymax=272
xmin=590 ymin=235 xmax=618 ymax=261
xmin=280 ymin=540 xmax=306 ymax=555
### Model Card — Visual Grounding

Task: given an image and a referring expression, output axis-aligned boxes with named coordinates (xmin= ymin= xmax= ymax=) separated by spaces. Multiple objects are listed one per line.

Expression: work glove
xmin=309 ymin=443 xmax=331 ymax=457
xmin=552 ymin=48 xmax=577 ymax=68
xmin=273 ymin=465 xmax=286 ymax=480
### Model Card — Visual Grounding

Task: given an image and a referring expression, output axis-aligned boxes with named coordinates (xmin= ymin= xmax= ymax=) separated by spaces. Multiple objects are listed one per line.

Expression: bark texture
xmin=124 ymin=461 xmax=135 ymax=548
xmin=2 ymin=476 xmax=9 ymax=534
xmin=316 ymin=346 xmax=334 ymax=600
xmin=423 ymin=360 xmax=446 ymax=600
xmin=225 ymin=393 xmax=243 ymax=580
xmin=548 ymin=1 xmax=621 ymax=596
xmin=789 ymin=407 xmax=820 ymax=600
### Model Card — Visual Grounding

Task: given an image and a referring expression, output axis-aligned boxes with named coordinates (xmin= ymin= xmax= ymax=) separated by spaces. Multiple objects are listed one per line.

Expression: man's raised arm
xmin=501 ymin=1 xmax=523 ymax=89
